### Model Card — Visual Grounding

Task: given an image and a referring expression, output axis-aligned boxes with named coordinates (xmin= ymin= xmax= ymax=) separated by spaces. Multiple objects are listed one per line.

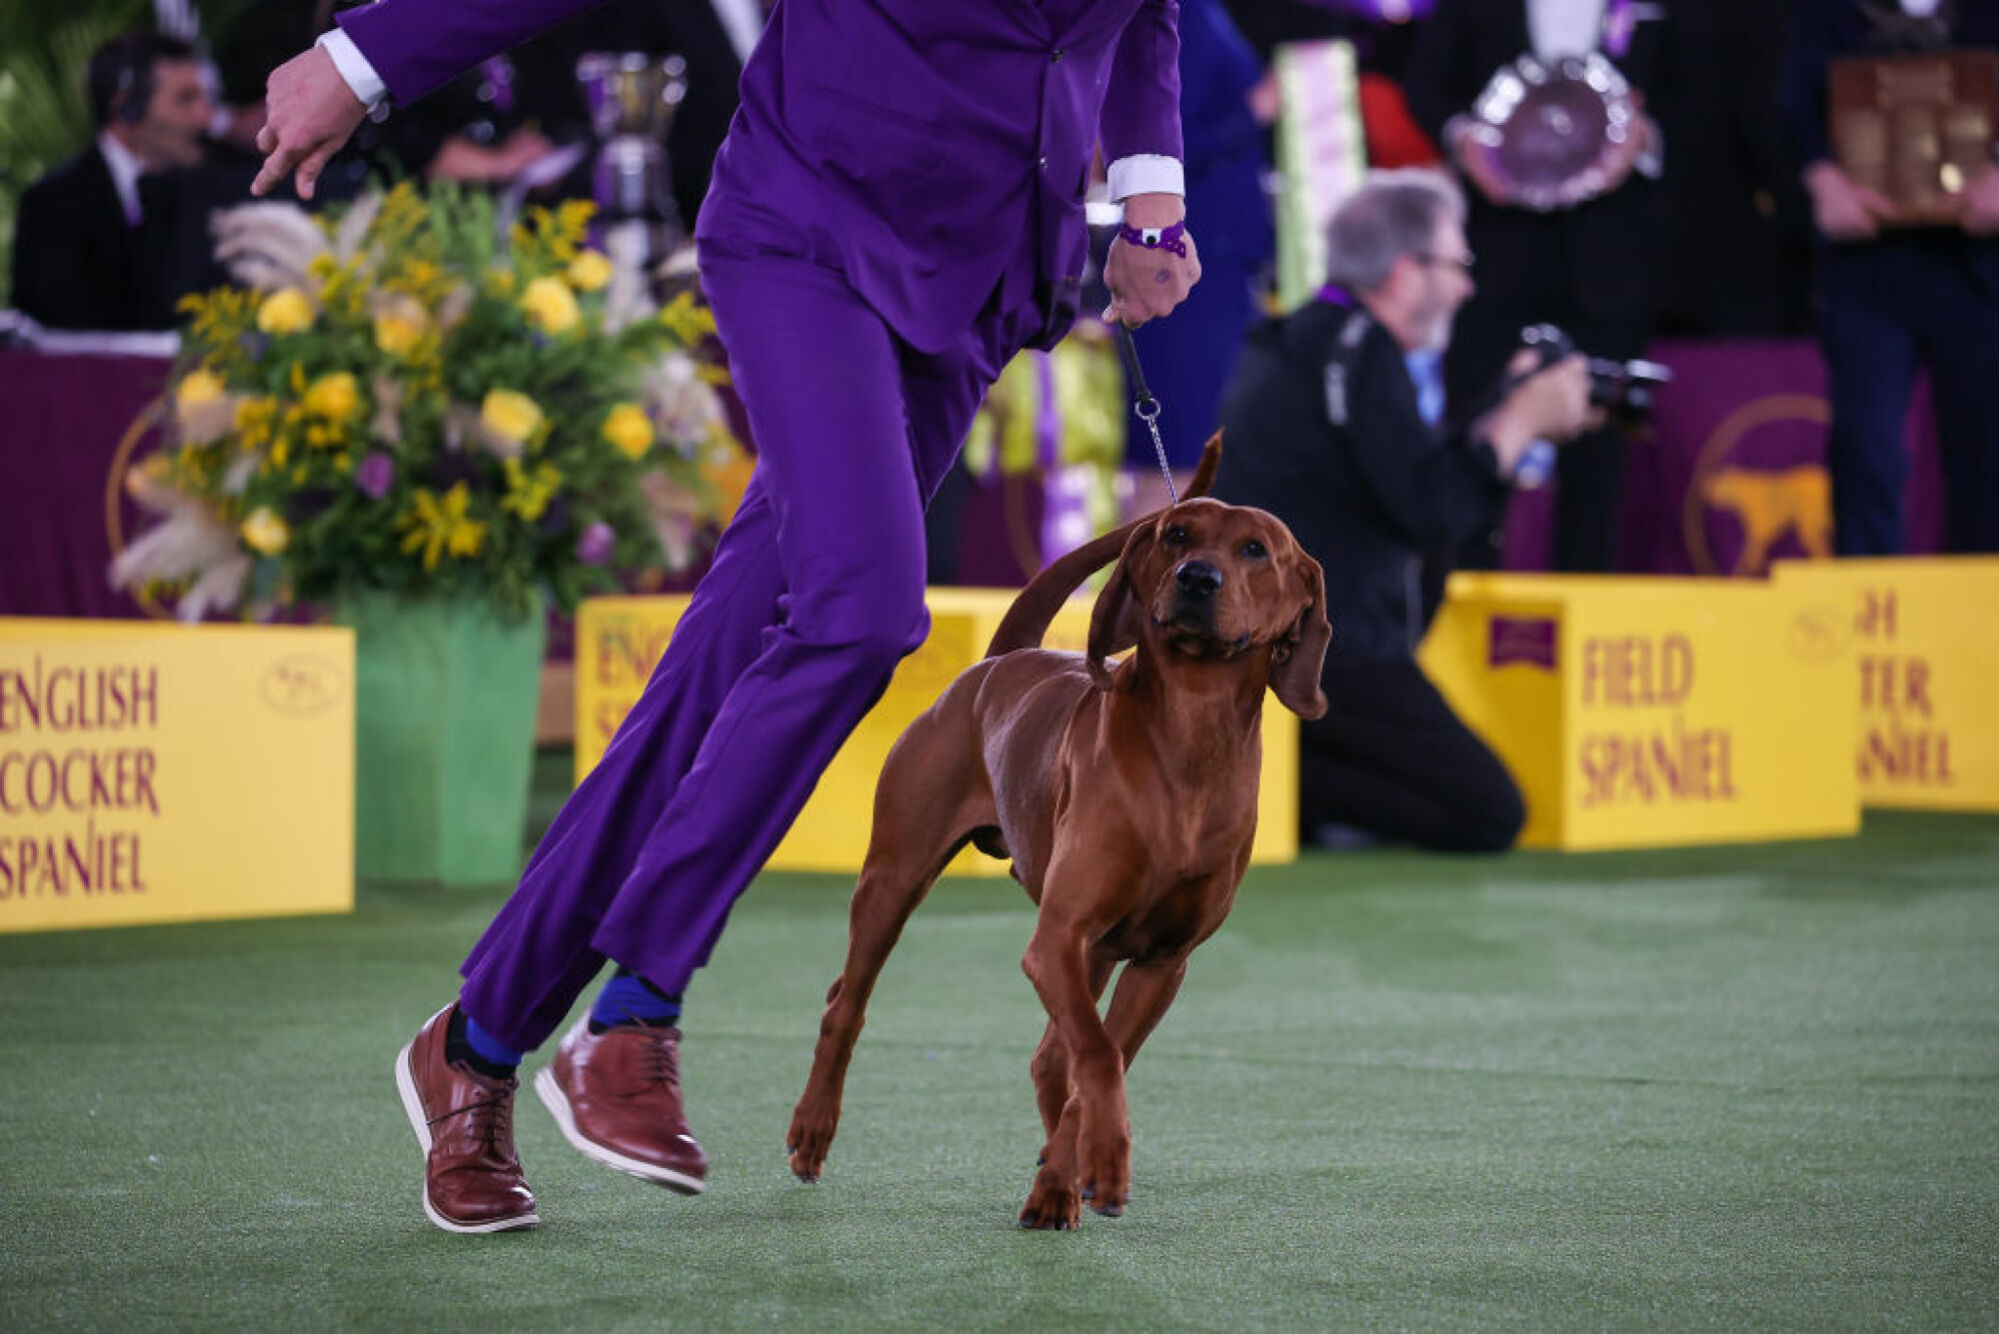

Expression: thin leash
xmin=1113 ymin=322 xmax=1177 ymax=506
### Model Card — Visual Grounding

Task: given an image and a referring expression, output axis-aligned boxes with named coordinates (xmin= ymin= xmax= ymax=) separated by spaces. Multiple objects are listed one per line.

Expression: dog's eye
xmin=1163 ymin=526 xmax=1190 ymax=547
xmin=1242 ymin=540 xmax=1268 ymax=560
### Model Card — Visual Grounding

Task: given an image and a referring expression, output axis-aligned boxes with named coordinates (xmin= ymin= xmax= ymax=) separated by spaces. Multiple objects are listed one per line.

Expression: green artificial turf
xmin=2 ymin=762 xmax=1995 ymax=1329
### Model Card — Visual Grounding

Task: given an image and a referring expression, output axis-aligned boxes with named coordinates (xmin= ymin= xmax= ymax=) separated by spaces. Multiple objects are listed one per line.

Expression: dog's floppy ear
xmin=1087 ymin=520 xmax=1154 ymax=689
xmin=1269 ymin=547 xmax=1332 ymax=719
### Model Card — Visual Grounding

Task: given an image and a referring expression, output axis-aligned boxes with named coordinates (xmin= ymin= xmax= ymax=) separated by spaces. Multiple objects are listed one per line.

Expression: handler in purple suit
xmin=255 ymin=0 xmax=1199 ymax=1234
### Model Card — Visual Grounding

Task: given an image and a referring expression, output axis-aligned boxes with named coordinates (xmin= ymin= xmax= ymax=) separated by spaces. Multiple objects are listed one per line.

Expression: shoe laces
xmin=440 ymin=1089 xmax=515 ymax=1158
xmin=640 ymin=1028 xmax=681 ymax=1090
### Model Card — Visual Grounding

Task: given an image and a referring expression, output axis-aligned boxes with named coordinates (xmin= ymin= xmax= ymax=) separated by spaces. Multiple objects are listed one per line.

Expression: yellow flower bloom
xmin=234 ymin=396 xmax=277 ymax=448
xmin=501 ymin=458 xmax=564 ymax=522
xmin=480 ymin=389 xmax=545 ymax=450
xmin=256 ymin=287 xmax=316 ymax=336
xmin=399 ymin=482 xmax=488 ymax=571
xmin=659 ymin=290 xmax=717 ymax=346
xmin=520 ymin=275 xmax=581 ymax=334
xmin=304 ymin=371 xmax=361 ymax=422
xmin=175 ymin=368 xmax=226 ymax=410
xmin=601 ymin=403 xmax=655 ymax=461
xmin=373 ymin=293 xmax=430 ymax=357
xmin=567 ymin=249 xmax=613 ymax=291
xmin=240 ymin=507 xmax=290 ymax=555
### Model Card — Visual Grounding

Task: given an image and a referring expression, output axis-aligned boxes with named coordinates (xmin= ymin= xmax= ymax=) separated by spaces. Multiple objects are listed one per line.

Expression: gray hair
xmin=1321 ymin=169 xmax=1467 ymax=293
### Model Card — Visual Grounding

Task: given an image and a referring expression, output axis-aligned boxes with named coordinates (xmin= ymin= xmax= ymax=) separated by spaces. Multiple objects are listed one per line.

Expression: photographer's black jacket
xmin=1214 ymin=291 xmax=1510 ymax=664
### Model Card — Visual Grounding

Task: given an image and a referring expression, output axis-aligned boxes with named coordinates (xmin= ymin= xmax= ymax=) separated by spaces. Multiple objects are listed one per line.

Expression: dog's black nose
xmin=1175 ymin=561 xmax=1222 ymax=600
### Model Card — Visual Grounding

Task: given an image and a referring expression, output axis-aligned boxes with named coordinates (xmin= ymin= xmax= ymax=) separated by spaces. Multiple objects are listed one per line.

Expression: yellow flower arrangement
xmin=120 ymin=182 xmax=743 ymax=620
xmin=567 ymin=250 xmax=614 ymax=292
xmin=241 ymin=507 xmax=290 ymax=555
xmin=480 ymin=389 xmax=545 ymax=451
xmin=256 ymin=287 xmax=316 ymax=336
xmin=520 ymin=275 xmax=581 ymax=335
xmin=176 ymin=367 xmax=226 ymax=409
xmin=601 ymin=403 xmax=655 ymax=460
xmin=399 ymin=482 xmax=488 ymax=570
xmin=304 ymin=371 xmax=361 ymax=422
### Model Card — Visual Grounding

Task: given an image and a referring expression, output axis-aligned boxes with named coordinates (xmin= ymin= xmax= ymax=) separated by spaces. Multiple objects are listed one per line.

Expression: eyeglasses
xmin=1412 ymin=251 xmax=1475 ymax=273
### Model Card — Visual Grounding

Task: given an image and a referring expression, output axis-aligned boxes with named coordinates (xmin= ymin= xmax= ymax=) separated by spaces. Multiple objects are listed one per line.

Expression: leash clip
xmin=1114 ymin=323 xmax=1176 ymax=506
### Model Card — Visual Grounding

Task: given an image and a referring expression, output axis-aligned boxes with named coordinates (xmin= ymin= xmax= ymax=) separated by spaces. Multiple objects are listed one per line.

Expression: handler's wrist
xmin=1119 ymin=192 xmax=1185 ymax=228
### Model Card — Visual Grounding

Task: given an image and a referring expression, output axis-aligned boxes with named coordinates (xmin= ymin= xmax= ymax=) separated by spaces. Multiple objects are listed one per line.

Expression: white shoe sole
xmin=395 ymin=1040 xmax=542 ymax=1234
xmin=532 ymin=1066 xmax=707 ymax=1195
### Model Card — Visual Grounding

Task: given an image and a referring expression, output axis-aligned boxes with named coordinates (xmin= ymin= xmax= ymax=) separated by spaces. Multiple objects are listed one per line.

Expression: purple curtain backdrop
xmin=0 ymin=348 xmax=170 ymax=619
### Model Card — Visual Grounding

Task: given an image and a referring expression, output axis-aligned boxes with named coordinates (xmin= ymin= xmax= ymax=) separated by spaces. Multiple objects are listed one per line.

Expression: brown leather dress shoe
xmin=394 ymin=1004 xmax=541 ymax=1233
xmin=534 ymin=1019 xmax=708 ymax=1193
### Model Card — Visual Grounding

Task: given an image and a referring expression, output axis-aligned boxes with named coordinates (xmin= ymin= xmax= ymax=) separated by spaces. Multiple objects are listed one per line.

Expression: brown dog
xmin=785 ymin=438 xmax=1332 ymax=1229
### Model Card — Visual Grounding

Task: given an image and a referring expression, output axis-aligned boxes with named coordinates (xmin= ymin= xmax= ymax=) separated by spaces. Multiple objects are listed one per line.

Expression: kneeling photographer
xmin=1215 ymin=170 xmax=1592 ymax=852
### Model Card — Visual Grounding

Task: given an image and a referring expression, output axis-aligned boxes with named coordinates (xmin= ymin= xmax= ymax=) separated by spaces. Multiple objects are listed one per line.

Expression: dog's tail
xmin=983 ymin=433 xmax=1221 ymax=659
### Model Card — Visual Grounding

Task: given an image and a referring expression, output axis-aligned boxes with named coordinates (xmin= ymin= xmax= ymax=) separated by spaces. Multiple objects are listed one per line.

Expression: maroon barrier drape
xmin=1504 ymin=338 xmax=1943 ymax=575
xmin=0 ymin=339 xmax=1954 ymax=626
xmin=0 ymin=348 xmax=171 ymax=619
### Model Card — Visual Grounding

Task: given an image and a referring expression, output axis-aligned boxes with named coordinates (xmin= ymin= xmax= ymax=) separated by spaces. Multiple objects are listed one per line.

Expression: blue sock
xmin=462 ymin=1015 xmax=524 ymax=1072
xmin=589 ymin=968 xmax=683 ymax=1032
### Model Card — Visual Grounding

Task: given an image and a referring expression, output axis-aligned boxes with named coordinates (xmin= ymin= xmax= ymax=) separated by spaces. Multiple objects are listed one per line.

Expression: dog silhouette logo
xmin=1683 ymin=394 xmax=1833 ymax=577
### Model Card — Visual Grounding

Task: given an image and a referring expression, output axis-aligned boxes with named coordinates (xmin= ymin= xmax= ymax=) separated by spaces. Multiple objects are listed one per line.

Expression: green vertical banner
xmin=1274 ymin=40 xmax=1367 ymax=312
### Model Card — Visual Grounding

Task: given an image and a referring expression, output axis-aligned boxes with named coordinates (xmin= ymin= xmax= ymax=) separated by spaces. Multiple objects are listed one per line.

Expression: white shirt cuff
xmin=1107 ymin=155 xmax=1184 ymax=203
xmin=317 ymin=28 xmax=388 ymax=111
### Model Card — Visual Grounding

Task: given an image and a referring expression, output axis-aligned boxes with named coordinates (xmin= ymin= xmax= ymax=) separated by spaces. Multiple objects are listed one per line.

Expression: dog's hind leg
xmin=786 ymin=706 xmax=991 ymax=1183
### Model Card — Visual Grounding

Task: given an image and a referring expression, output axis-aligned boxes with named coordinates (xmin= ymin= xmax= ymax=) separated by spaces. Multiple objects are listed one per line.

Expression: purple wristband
xmin=1116 ymin=219 xmax=1188 ymax=258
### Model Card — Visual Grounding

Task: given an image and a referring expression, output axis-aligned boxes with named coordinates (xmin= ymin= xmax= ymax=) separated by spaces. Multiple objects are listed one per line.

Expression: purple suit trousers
xmin=337 ymin=0 xmax=1183 ymax=1052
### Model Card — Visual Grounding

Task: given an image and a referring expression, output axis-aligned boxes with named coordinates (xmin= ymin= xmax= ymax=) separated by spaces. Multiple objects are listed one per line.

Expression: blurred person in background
xmin=1781 ymin=0 xmax=1999 ymax=554
xmin=10 ymin=32 xmax=213 ymax=331
xmin=1402 ymin=0 xmax=1703 ymax=573
xmin=1215 ymin=170 xmax=1591 ymax=851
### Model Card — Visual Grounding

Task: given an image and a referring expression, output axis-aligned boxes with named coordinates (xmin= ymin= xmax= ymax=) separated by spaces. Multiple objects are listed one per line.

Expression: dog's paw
xmin=785 ymin=1144 xmax=821 ymax=1184
xmin=786 ymin=1106 xmax=836 ymax=1182
xmin=1018 ymin=1168 xmax=1081 ymax=1231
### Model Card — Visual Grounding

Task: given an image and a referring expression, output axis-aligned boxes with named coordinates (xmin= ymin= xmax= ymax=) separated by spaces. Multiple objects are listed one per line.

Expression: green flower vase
xmin=336 ymin=588 xmax=548 ymax=885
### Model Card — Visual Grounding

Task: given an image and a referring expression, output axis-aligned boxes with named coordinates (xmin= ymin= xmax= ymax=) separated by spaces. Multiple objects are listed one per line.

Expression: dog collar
xmin=1117 ymin=220 xmax=1188 ymax=258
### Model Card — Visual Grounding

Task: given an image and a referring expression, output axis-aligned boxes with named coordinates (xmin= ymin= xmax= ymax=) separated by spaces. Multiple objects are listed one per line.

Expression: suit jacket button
xmin=1050 ymin=48 xmax=1064 ymax=62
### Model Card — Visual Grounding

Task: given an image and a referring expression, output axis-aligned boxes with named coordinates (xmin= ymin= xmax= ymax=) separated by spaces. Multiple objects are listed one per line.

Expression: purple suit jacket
xmin=338 ymin=0 xmax=1182 ymax=352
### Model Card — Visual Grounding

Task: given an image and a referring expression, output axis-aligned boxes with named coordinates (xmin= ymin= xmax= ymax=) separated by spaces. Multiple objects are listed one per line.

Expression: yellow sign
xmin=0 ymin=619 xmax=354 ymax=932
xmin=1774 ymin=558 xmax=1999 ymax=810
xmin=575 ymin=589 xmax=1301 ymax=876
xmin=1419 ymin=574 xmax=1858 ymax=850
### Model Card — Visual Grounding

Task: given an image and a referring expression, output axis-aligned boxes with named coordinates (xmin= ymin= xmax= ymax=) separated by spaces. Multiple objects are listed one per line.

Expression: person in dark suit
xmin=10 ymin=33 xmax=214 ymax=331
xmin=1215 ymin=171 xmax=1591 ymax=851
xmin=1781 ymin=0 xmax=1999 ymax=554
xmin=1402 ymin=0 xmax=1704 ymax=572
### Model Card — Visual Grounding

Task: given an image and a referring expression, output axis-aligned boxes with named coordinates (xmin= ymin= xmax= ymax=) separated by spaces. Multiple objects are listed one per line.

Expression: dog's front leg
xmin=1028 ymin=952 xmax=1115 ymax=1147
xmin=1019 ymin=921 xmax=1130 ymax=1229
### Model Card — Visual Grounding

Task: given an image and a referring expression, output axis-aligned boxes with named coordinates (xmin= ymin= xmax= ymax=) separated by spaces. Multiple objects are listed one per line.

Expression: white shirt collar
xmin=97 ymin=131 xmax=147 ymax=225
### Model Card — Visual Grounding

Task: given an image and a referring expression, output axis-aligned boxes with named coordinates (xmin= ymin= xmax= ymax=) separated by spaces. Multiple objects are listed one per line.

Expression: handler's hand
xmin=252 ymin=45 xmax=368 ymax=200
xmin=1103 ymin=193 xmax=1201 ymax=328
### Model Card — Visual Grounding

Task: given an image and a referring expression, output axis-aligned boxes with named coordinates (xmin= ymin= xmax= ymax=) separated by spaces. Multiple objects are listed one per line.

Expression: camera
xmin=1518 ymin=323 xmax=1672 ymax=422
